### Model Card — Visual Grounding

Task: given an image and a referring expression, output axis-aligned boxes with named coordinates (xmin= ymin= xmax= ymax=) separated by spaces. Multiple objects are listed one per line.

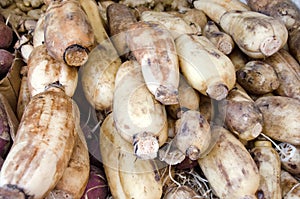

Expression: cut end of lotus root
xmin=240 ymin=123 xmax=262 ymax=141
xmin=64 ymin=44 xmax=89 ymax=67
xmin=218 ymin=41 xmax=233 ymax=55
xmin=206 ymin=83 xmax=228 ymax=101
xmin=155 ymin=85 xmax=179 ymax=105
xmin=260 ymin=36 xmax=282 ymax=57
xmin=186 ymin=145 xmax=201 ymax=161
xmin=133 ymin=132 xmax=159 ymax=160
xmin=251 ymin=123 xmax=262 ymax=138
xmin=277 ymin=142 xmax=296 ymax=162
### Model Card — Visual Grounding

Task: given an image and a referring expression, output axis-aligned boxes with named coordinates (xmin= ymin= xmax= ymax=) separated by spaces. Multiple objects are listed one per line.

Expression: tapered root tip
xmin=186 ymin=145 xmax=201 ymax=160
xmin=206 ymin=83 xmax=228 ymax=101
xmin=133 ymin=132 xmax=159 ymax=160
xmin=64 ymin=44 xmax=89 ymax=67
xmin=260 ymin=36 xmax=282 ymax=57
xmin=0 ymin=186 xmax=26 ymax=199
xmin=155 ymin=85 xmax=179 ymax=105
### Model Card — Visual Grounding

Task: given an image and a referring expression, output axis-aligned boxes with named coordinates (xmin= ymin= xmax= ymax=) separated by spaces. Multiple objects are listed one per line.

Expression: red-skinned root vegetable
xmin=174 ymin=110 xmax=211 ymax=160
xmin=198 ymin=126 xmax=260 ymax=199
xmin=219 ymin=10 xmax=288 ymax=58
xmin=280 ymin=170 xmax=300 ymax=198
xmin=0 ymin=21 xmax=13 ymax=49
xmin=236 ymin=60 xmax=280 ymax=95
xmin=175 ymin=34 xmax=236 ymax=100
xmin=219 ymin=84 xmax=263 ymax=141
xmin=113 ymin=60 xmax=168 ymax=159
xmin=27 ymin=44 xmax=78 ymax=98
xmin=0 ymin=85 xmax=79 ymax=199
xmin=0 ymin=49 xmax=14 ymax=80
xmin=255 ymin=96 xmax=300 ymax=145
xmin=203 ymin=21 xmax=235 ymax=55
xmin=100 ymin=113 xmax=163 ymax=199
xmin=251 ymin=140 xmax=282 ymax=199
xmin=80 ymin=165 xmax=109 ymax=199
xmin=264 ymin=49 xmax=300 ymax=101
xmin=126 ymin=21 xmax=180 ymax=105
xmin=44 ymin=0 xmax=95 ymax=67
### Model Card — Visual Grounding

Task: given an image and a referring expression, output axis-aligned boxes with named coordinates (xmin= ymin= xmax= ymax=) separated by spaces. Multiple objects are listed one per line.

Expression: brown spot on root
xmin=217 ymin=160 xmax=232 ymax=187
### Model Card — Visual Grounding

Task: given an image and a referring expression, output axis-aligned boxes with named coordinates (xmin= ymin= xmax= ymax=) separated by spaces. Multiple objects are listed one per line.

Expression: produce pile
xmin=0 ymin=0 xmax=299 ymax=198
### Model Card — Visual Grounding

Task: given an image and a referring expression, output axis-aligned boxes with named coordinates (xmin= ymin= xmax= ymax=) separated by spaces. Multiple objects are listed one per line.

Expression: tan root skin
xmin=27 ymin=45 xmax=78 ymax=98
xmin=0 ymin=90 xmax=78 ymax=198
xmin=220 ymin=10 xmax=288 ymax=58
xmin=126 ymin=21 xmax=180 ymax=105
xmin=113 ymin=60 xmax=168 ymax=159
xmin=46 ymin=128 xmax=90 ymax=199
xmin=251 ymin=141 xmax=282 ymax=199
xmin=44 ymin=0 xmax=94 ymax=67
xmin=255 ymin=96 xmax=300 ymax=145
xmin=175 ymin=34 xmax=236 ymax=100
xmin=100 ymin=113 xmax=163 ymax=199
xmin=81 ymin=42 xmax=121 ymax=111
xmin=198 ymin=126 xmax=260 ymax=199
xmin=174 ymin=110 xmax=211 ymax=160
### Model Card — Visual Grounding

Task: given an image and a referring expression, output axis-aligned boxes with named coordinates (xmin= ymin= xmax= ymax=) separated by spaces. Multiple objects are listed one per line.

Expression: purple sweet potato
xmin=80 ymin=165 xmax=109 ymax=199
xmin=0 ymin=49 xmax=14 ymax=79
xmin=0 ymin=21 xmax=13 ymax=49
